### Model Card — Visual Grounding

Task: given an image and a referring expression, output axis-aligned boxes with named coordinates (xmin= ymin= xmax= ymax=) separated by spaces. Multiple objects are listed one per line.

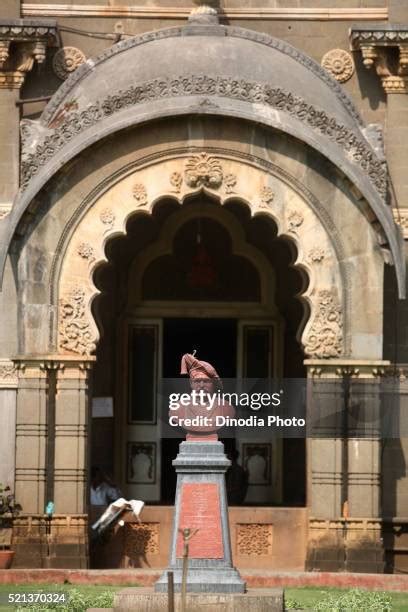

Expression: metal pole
xmin=179 ymin=528 xmax=198 ymax=612
xmin=167 ymin=571 xmax=174 ymax=612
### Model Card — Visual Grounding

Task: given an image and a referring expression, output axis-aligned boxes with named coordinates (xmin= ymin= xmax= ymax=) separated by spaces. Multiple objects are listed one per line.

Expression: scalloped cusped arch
xmin=57 ymin=154 xmax=345 ymax=360
xmin=0 ymin=23 xmax=404 ymax=297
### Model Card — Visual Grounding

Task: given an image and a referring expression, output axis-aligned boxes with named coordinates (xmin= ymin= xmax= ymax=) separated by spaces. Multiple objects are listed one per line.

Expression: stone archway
xmin=55 ymin=152 xmax=345 ymax=361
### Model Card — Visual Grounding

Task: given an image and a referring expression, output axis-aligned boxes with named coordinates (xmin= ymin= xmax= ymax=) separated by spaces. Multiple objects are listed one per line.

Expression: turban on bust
xmin=180 ymin=353 xmax=223 ymax=389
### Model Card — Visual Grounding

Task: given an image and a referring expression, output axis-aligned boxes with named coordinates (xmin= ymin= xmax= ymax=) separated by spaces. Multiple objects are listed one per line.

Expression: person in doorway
xmin=90 ymin=466 xmax=122 ymax=507
xmin=226 ymin=449 xmax=248 ymax=505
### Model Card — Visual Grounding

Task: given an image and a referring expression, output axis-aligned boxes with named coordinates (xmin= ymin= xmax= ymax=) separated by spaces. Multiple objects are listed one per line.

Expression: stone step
xmin=113 ymin=587 xmax=284 ymax=611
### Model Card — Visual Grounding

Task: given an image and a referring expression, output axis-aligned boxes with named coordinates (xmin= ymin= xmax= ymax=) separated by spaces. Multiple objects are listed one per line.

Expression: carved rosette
xmin=321 ymin=49 xmax=354 ymax=83
xmin=224 ymin=173 xmax=237 ymax=194
xmin=308 ymin=247 xmax=326 ymax=263
xmin=304 ymin=289 xmax=343 ymax=358
xmin=185 ymin=152 xmax=223 ymax=188
xmin=259 ymin=186 xmax=274 ymax=208
xmin=59 ymin=287 xmax=96 ymax=356
xmin=170 ymin=171 xmax=183 ymax=193
xmin=77 ymin=242 xmax=95 ymax=261
xmin=100 ymin=208 xmax=115 ymax=227
xmin=53 ymin=47 xmax=86 ymax=81
xmin=287 ymin=210 xmax=304 ymax=233
xmin=133 ymin=182 xmax=148 ymax=206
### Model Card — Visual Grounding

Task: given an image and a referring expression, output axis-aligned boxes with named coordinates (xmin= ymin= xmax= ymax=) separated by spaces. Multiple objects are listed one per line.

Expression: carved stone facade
xmin=59 ymin=287 xmax=96 ymax=356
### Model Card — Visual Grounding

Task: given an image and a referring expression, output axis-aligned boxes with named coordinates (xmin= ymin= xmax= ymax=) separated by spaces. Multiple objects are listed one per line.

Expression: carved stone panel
xmin=59 ymin=287 xmax=95 ymax=356
xmin=124 ymin=522 xmax=160 ymax=556
xmin=236 ymin=523 xmax=273 ymax=556
xmin=304 ymin=289 xmax=343 ymax=358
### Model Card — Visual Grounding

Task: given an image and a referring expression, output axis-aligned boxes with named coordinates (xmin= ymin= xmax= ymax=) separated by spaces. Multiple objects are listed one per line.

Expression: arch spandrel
xmin=57 ymin=154 xmax=344 ymax=360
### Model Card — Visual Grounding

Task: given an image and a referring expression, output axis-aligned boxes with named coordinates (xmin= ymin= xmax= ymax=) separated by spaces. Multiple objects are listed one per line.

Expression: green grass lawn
xmin=0 ymin=584 xmax=407 ymax=611
xmin=285 ymin=586 xmax=408 ymax=611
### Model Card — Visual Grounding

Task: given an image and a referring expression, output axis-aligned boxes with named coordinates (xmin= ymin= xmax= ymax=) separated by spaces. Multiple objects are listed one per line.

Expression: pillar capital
xmin=351 ymin=25 xmax=408 ymax=93
xmin=305 ymin=359 xmax=391 ymax=379
xmin=0 ymin=19 xmax=58 ymax=89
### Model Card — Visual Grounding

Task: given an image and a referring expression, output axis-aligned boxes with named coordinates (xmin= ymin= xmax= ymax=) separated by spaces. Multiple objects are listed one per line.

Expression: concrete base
xmin=154 ymin=567 xmax=246 ymax=593
xmin=113 ymin=587 xmax=283 ymax=611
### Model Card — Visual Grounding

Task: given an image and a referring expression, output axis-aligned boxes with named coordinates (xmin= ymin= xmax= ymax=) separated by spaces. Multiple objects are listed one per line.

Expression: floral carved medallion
xmin=185 ymin=152 xmax=223 ymax=188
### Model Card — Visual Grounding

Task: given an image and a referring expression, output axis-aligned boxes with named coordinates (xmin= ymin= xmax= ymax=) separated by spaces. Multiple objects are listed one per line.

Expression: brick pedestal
xmin=155 ymin=441 xmax=245 ymax=593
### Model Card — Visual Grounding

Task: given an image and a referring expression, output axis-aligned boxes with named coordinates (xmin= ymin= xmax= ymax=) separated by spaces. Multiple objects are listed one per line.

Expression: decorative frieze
xmin=0 ymin=19 xmax=57 ymax=89
xmin=351 ymin=27 xmax=408 ymax=94
xmin=52 ymin=46 xmax=86 ymax=80
xmin=21 ymin=74 xmax=387 ymax=199
xmin=321 ymin=49 xmax=354 ymax=83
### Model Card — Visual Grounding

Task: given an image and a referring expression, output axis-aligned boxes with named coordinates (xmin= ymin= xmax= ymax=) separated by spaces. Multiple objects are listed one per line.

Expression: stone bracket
xmin=351 ymin=26 xmax=408 ymax=93
xmin=0 ymin=19 xmax=58 ymax=89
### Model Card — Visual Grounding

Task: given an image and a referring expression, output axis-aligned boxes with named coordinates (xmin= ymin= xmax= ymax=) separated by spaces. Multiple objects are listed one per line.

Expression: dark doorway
xmin=161 ymin=318 xmax=237 ymax=503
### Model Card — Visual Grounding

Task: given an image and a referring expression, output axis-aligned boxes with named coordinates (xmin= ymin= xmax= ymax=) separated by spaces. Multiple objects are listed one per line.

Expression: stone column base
xmin=306 ymin=518 xmax=384 ymax=573
xmin=12 ymin=514 xmax=88 ymax=569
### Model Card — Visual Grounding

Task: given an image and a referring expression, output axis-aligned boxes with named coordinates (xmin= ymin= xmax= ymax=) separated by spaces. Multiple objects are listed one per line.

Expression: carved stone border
xmin=56 ymin=153 xmax=344 ymax=360
xmin=0 ymin=359 xmax=18 ymax=388
xmin=21 ymin=75 xmax=385 ymax=198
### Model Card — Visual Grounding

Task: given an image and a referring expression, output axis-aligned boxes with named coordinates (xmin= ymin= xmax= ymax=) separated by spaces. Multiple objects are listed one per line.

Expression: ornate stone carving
xmin=189 ymin=0 xmax=220 ymax=24
xmin=77 ymin=242 xmax=95 ymax=261
xmin=100 ymin=208 xmax=115 ymax=227
xmin=124 ymin=523 xmax=159 ymax=556
xmin=0 ymin=204 xmax=11 ymax=220
xmin=133 ymin=182 xmax=148 ymax=206
xmin=185 ymin=152 xmax=223 ymax=188
xmin=393 ymin=209 xmax=408 ymax=239
xmin=22 ymin=75 xmax=385 ymax=198
xmin=0 ymin=21 xmax=57 ymax=89
xmin=259 ymin=186 xmax=275 ymax=208
xmin=236 ymin=524 xmax=273 ymax=556
xmin=321 ymin=49 xmax=354 ymax=83
xmin=52 ymin=46 xmax=86 ymax=80
xmin=304 ymin=289 xmax=343 ymax=358
xmin=287 ymin=210 xmax=304 ymax=232
xmin=59 ymin=287 xmax=96 ymax=356
xmin=308 ymin=247 xmax=326 ymax=262
xmin=224 ymin=173 xmax=237 ymax=194
xmin=351 ymin=27 xmax=408 ymax=93
xmin=170 ymin=171 xmax=182 ymax=193
xmin=0 ymin=361 xmax=18 ymax=388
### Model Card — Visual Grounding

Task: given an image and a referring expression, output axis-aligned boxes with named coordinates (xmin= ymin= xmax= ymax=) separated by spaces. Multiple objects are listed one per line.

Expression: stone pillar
xmin=305 ymin=360 xmax=388 ymax=573
xmin=0 ymin=360 xmax=18 ymax=486
xmin=54 ymin=359 xmax=92 ymax=514
xmin=12 ymin=356 xmax=93 ymax=568
xmin=14 ymin=359 xmax=48 ymax=514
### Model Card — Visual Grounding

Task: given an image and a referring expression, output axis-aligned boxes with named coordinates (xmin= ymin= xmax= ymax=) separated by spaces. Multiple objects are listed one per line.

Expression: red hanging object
xmin=188 ymin=242 xmax=217 ymax=288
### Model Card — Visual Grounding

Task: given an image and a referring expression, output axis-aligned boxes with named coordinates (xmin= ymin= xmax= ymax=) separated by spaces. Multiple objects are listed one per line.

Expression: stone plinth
xmin=114 ymin=587 xmax=283 ymax=611
xmin=155 ymin=441 xmax=245 ymax=593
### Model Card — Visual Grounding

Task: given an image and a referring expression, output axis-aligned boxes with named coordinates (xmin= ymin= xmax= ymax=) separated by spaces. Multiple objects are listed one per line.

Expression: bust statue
xmin=170 ymin=353 xmax=235 ymax=440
